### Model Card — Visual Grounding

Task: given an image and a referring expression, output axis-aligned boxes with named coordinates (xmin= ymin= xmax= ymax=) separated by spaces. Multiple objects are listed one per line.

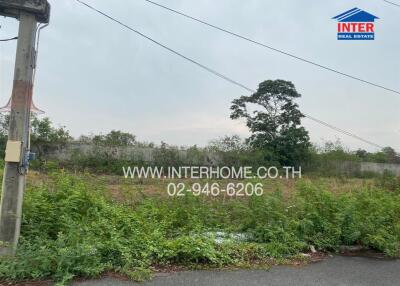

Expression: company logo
xmin=332 ymin=8 xmax=379 ymax=40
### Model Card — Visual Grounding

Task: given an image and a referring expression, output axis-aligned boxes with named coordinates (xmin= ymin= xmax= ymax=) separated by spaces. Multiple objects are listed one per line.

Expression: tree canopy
xmin=92 ymin=130 xmax=136 ymax=147
xmin=230 ymin=79 xmax=311 ymax=165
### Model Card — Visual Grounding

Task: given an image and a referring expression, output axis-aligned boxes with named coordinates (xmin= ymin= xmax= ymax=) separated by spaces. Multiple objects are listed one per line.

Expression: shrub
xmin=0 ymin=172 xmax=399 ymax=285
xmin=374 ymin=170 xmax=400 ymax=192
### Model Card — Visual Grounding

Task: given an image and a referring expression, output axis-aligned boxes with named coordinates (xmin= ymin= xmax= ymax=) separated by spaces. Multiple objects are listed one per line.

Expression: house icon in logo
xmin=332 ymin=8 xmax=379 ymax=40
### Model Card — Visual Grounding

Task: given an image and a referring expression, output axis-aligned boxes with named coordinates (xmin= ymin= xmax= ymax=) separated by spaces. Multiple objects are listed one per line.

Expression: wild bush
xmin=0 ymin=173 xmax=399 ymax=285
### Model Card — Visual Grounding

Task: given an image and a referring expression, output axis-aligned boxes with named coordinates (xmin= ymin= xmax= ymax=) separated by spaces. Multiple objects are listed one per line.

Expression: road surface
xmin=73 ymin=256 xmax=400 ymax=286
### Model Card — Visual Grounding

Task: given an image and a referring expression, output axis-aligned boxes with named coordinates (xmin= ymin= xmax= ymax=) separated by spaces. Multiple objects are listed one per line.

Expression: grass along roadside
xmin=0 ymin=171 xmax=398 ymax=285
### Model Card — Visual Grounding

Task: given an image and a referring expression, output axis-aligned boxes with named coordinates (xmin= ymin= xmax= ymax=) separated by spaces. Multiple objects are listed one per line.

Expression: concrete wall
xmin=360 ymin=162 xmax=400 ymax=176
xmin=42 ymin=143 xmax=221 ymax=165
xmin=45 ymin=144 xmax=157 ymax=162
xmin=42 ymin=144 xmax=400 ymax=175
xmin=307 ymin=160 xmax=400 ymax=176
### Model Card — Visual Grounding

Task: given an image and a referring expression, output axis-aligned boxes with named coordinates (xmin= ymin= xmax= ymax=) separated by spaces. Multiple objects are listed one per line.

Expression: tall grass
xmin=0 ymin=172 xmax=398 ymax=285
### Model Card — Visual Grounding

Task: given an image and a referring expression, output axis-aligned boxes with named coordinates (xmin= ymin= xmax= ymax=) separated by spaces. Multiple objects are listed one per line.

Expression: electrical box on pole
xmin=0 ymin=0 xmax=50 ymax=256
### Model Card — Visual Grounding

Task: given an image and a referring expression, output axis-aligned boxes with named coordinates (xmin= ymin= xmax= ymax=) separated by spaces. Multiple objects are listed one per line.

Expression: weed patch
xmin=0 ymin=173 xmax=399 ymax=285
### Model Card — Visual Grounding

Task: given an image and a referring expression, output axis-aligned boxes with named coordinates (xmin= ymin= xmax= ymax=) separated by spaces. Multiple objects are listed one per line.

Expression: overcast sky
xmin=0 ymin=0 xmax=399 ymax=150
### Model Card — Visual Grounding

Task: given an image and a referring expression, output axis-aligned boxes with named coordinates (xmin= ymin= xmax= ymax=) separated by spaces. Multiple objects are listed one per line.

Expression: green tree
xmin=230 ymin=79 xmax=310 ymax=166
xmin=381 ymin=147 xmax=400 ymax=164
xmin=355 ymin=149 xmax=368 ymax=160
xmin=0 ymin=115 xmax=71 ymax=158
xmin=30 ymin=116 xmax=71 ymax=156
xmin=208 ymin=135 xmax=246 ymax=152
xmin=0 ymin=114 xmax=9 ymax=157
xmin=92 ymin=130 xmax=136 ymax=146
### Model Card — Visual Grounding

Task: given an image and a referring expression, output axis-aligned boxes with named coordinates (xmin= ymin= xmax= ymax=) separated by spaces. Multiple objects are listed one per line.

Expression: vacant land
xmin=0 ymin=170 xmax=399 ymax=285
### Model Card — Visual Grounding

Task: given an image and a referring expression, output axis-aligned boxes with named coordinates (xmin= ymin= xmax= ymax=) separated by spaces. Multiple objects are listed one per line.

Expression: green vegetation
xmin=30 ymin=117 xmax=71 ymax=157
xmin=0 ymin=81 xmax=399 ymax=285
xmin=0 ymin=114 xmax=71 ymax=158
xmin=0 ymin=111 xmax=398 ymax=177
xmin=91 ymin=130 xmax=136 ymax=147
xmin=0 ymin=172 xmax=398 ymax=285
xmin=230 ymin=80 xmax=311 ymax=166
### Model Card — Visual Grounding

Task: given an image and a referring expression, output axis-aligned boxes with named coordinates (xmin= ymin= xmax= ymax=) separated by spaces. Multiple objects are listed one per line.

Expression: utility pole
xmin=0 ymin=0 xmax=50 ymax=256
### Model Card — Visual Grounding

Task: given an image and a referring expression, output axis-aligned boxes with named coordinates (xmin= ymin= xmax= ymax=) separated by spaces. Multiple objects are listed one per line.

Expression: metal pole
xmin=0 ymin=12 xmax=37 ymax=256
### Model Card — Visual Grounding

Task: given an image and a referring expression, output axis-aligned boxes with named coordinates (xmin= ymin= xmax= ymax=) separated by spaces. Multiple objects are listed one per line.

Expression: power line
xmin=0 ymin=36 xmax=17 ymax=42
xmin=384 ymin=0 xmax=400 ymax=7
xmin=303 ymin=114 xmax=383 ymax=149
xmin=75 ymin=0 xmax=385 ymax=149
xmin=75 ymin=0 xmax=254 ymax=93
xmin=142 ymin=0 xmax=400 ymax=96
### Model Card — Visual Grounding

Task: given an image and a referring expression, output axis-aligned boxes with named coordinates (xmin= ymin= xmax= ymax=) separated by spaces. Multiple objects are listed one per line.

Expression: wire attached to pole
xmin=0 ymin=36 xmax=18 ymax=42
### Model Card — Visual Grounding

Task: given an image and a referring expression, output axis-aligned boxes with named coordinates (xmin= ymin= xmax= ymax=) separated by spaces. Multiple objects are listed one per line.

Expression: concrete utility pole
xmin=0 ymin=0 xmax=50 ymax=256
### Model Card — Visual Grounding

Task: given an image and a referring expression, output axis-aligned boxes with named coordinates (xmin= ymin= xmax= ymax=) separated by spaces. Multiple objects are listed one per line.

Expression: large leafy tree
xmin=92 ymin=130 xmax=136 ymax=147
xmin=230 ymin=79 xmax=310 ymax=165
xmin=30 ymin=116 xmax=71 ymax=156
xmin=0 ymin=115 xmax=71 ymax=157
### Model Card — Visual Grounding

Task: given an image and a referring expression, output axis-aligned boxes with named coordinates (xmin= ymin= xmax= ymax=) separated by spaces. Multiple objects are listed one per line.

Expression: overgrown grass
xmin=0 ymin=172 xmax=399 ymax=285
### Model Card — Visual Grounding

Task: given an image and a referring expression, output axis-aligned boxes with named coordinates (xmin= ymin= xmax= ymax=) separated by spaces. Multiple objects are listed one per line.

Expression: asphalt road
xmin=73 ymin=256 xmax=400 ymax=286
